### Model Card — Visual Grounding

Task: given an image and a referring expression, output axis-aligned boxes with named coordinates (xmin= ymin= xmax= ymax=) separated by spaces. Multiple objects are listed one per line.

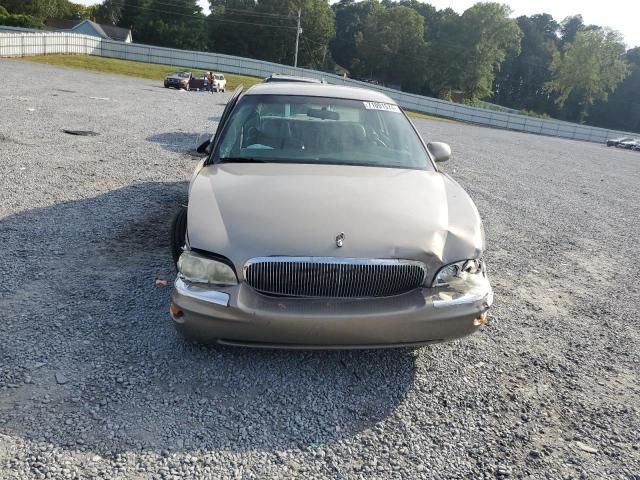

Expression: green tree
xmin=136 ymin=0 xmax=206 ymax=50
xmin=296 ymin=0 xmax=335 ymax=68
xmin=1 ymin=0 xmax=58 ymax=18
xmin=0 ymin=12 xmax=45 ymax=27
xmin=427 ymin=3 xmax=521 ymax=100
xmin=207 ymin=0 xmax=255 ymax=59
xmin=393 ymin=0 xmax=436 ymax=23
xmin=208 ymin=0 xmax=334 ymax=68
xmin=590 ymin=47 xmax=640 ymax=133
xmin=93 ymin=0 xmax=122 ymax=25
xmin=118 ymin=0 xmax=146 ymax=32
xmin=330 ymin=0 xmax=377 ymax=70
xmin=392 ymin=0 xmax=437 ymax=41
xmin=493 ymin=14 xmax=559 ymax=112
xmin=353 ymin=4 xmax=428 ymax=90
xmin=457 ymin=3 xmax=522 ymax=99
xmin=560 ymin=15 xmax=583 ymax=44
xmin=1 ymin=0 xmax=91 ymax=20
xmin=545 ymin=28 xmax=629 ymax=122
xmin=58 ymin=1 xmax=91 ymax=19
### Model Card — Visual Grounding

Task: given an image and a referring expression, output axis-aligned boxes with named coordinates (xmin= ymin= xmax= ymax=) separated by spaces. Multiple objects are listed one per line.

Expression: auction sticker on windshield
xmin=363 ymin=101 xmax=401 ymax=113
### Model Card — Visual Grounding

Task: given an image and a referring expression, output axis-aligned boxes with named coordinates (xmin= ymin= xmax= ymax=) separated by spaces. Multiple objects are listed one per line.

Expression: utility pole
xmin=294 ymin=9 xmax=301 ymax=68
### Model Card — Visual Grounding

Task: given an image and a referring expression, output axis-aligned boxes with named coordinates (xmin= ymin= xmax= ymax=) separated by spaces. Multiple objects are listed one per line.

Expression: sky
xmin=73 ymin=0 xmax=640 ymax=48
xmin=426 ymin=0 xmax=640 ymax=48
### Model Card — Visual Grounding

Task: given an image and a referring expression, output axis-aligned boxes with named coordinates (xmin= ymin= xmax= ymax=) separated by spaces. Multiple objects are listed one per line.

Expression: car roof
xmin=244 ymin=82 xmax=397 ymax=103
xmin=265 ymin=74 xmax=322 ymax=83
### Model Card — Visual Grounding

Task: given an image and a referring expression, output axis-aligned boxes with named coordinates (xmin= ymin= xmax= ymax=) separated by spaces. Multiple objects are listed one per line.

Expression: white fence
xmin=1 ymin=29 xmax=636 ymax=144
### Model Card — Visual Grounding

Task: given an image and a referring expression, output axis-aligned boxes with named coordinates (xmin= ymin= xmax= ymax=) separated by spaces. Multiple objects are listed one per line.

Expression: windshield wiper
xmin=218 ymin=157 xmax=268 ymax=163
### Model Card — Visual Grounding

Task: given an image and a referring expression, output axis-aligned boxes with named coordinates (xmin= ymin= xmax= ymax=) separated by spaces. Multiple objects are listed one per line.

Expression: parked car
xmin=169 ymin=83 xmax=493 ymax=348
xmin=264 ymin=73 xmax=324 ymax=84
xmin=606 ymin=136 xmax=633 ymax=147
xmin=188 ymin=75 xmax=208 ymax=91
xmin=210 ymin=73 xmax=226 ymax=92
xmin=164 ymin=71 xmax=193 ymax=90
xmin=617 ymin=139 xmax=640 ymax=150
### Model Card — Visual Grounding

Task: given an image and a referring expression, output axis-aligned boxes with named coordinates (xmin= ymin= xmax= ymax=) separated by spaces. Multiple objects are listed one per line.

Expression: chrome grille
xmin=244 ymin=257 xmax=426 ymax=298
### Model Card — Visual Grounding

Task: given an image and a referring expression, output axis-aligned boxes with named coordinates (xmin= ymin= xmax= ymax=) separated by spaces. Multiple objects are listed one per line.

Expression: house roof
xmin=333 ymin=64 xmax=351 ymax=76
xmin=72 ymin=20 xmax=109 ymax=39
xmin=45 ymin=18 xmax=131 ymax=42
xmin=99 ymin=23 xmax=131 ymax=42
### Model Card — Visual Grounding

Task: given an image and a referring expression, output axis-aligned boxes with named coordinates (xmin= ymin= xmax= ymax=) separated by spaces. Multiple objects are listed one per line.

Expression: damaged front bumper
xmin=169 ymin=272 xmax=493 ymax=349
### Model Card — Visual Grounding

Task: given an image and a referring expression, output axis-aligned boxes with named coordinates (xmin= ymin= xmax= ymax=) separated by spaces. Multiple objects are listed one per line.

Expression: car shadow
xmin=146 ymin=132 xmax=209 ymax=155
xmin=0 ymin=182 xmax=417 ymax=455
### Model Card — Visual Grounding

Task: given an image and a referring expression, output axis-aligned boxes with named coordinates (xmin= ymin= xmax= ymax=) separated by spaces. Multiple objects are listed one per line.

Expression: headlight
xmin=432 ymin=259 xmax=485 ymax=287
xmin=177 ymin=251 xmax=237 ymax=286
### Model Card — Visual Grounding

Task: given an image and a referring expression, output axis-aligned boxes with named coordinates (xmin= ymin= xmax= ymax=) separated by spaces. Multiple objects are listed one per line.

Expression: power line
xmin=307 ymin=32 xmax=430 ymax=64
xmin=112 ymin=0 xmax=465 ymax=58
xmin=298 ymin=36 xmax=329 ymax=67
xmin=114 ymin=0 xmax=296 ymax=21
xmin=223 ymin=7 xmax=297 ymax=20
xmin=208 ymin=16 xmax=297 ymax=30
xmin=217 ymin=11 xmax=293 ymax=21
xmin=132 ymin=0 xmax=294 ymax=18
xmin=110 ymin=0 xmax=488 ymax=66
xmin=117 ymin=0 xmax=205 ymax=15
xmin=134 ymin=0 xmax=297 ymax=20
xmin=108 ymin=0 xmax=298 ymax=30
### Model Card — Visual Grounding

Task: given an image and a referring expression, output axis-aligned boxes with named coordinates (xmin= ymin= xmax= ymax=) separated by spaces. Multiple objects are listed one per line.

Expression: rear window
xmin=213 ymin=94 xmax=433 ymax=170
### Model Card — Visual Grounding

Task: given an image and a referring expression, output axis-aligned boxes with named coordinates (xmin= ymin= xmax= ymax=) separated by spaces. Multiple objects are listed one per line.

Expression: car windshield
xmin=213 ymin=94 xmax=433 ymax=170
xmin=215 ymin=75 xmax=224 ymax=80
xmin=171 ymin=72 xmax=190 ymax=78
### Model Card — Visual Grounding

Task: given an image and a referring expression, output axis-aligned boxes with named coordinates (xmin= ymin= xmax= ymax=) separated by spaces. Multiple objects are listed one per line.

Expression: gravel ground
xmin=1 ymin=59 xmax=639 ymax=480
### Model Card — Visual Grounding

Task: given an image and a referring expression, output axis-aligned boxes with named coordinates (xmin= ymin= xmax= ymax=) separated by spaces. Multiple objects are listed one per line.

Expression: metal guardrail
xmin=1 ymin=29 xmax=636 ymax=144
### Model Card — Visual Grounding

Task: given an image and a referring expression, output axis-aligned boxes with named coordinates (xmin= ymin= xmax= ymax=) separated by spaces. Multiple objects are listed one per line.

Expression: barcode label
xmin=363 ymin=102 xmax=401 ymax=113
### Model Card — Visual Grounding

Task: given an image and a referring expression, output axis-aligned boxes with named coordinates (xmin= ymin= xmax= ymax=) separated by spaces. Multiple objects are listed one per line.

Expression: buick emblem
xmin=336 ymin=232 xmax=345 ymax=248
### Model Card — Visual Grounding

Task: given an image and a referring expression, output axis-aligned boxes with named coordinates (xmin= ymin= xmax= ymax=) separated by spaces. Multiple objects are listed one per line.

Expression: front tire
xmin=170 ymin=206 xmax=188 ymax=266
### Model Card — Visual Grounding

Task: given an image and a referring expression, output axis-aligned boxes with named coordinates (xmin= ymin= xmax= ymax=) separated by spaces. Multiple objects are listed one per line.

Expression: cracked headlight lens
xmin=432 ymin=259 xmax=484 ymax=287
xmin=177 ymin=251 xmax=237 ymax=286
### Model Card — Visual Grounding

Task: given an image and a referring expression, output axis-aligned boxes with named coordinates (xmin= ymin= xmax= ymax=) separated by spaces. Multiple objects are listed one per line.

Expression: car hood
xmin=187 ymin=163 xmax=484 ymax=278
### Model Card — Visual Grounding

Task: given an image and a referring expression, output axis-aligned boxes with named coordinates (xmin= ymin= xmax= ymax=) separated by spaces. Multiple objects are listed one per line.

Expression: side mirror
xmin=196 ymin=134 xmax=212 ymax=154
xmin=427 ymin=142 xmax=451 ymax=163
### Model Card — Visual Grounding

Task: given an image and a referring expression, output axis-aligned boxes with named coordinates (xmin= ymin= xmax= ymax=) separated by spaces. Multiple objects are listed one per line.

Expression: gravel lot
xmin=1 ymin=59 xmax=639 ymax=479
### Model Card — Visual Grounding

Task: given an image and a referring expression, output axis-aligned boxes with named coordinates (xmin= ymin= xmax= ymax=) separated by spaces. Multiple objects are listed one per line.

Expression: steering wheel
xmin=370 ymin=131 xmax=389 ymax=148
